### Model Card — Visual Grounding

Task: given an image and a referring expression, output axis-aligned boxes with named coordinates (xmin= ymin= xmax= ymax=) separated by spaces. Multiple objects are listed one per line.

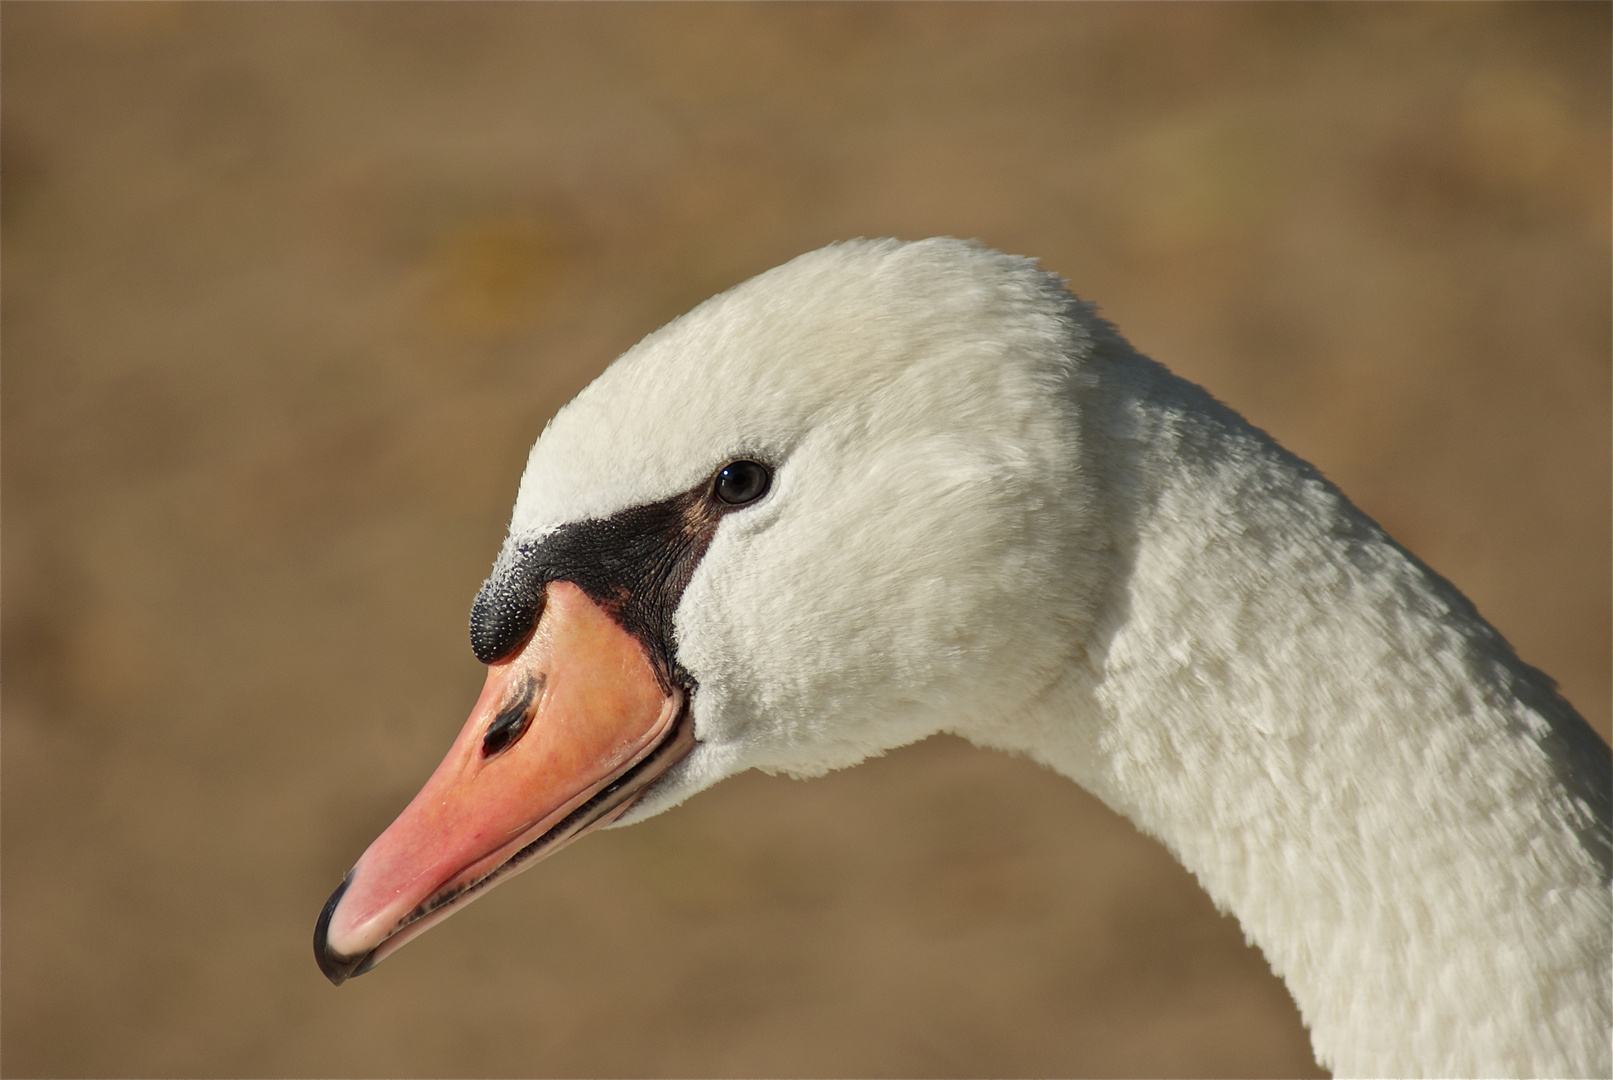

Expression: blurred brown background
xmin=3 ymin=5 xmax=1607 ymax=1078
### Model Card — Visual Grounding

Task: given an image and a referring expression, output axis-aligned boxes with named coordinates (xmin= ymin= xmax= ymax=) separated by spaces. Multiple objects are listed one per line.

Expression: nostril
xmin=481 ymin=676 xmax=542 ymax=758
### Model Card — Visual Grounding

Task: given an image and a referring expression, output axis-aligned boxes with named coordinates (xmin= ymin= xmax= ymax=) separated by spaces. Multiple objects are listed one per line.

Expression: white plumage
xmin=411 ymin=238 xmax=1613 ymax=1075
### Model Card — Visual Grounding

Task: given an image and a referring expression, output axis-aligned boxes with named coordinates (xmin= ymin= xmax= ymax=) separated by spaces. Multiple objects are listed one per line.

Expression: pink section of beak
xmin=315 ymin=581 xmax=685 ymax=981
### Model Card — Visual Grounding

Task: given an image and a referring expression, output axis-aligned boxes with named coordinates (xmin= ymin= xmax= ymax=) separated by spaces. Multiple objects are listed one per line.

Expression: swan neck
xmin=1014 ymin=353 xmax=1611 ymax=1077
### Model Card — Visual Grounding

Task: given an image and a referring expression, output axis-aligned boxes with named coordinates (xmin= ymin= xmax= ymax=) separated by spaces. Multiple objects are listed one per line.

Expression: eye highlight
xmin=714 ymin=460 xmax=771 ymax=506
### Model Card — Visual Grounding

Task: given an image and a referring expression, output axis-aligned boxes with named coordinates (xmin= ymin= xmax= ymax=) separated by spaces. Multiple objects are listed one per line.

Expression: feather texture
xmin=492 ymin=238 xmax=1609 ymax=1077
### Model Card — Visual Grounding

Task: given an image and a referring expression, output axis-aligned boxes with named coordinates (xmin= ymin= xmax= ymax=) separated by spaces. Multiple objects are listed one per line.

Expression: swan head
xmin=516 ymin=237 xmax=1109 ymax=806
xmin=316 ymin=238 xmax=1108 ymax=981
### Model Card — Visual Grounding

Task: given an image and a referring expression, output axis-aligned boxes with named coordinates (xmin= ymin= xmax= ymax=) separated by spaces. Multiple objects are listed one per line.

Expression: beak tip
xmin=314 ymin=873 xmax=368 ymax=987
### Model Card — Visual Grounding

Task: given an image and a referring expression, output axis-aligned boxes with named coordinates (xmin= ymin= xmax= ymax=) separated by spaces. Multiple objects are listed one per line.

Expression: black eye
xmin=714 ymin=460 xmax=771 ymax=506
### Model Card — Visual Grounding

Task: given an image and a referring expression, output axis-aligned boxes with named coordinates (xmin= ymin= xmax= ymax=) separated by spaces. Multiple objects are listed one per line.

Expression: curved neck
xmin=1005 ymin=353 xmax=1611 ymax=1077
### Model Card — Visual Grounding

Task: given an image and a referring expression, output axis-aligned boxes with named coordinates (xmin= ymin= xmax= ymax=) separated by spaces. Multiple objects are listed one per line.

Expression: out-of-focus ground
xmin=3 ymin=5 xmax=1607 ymax=1078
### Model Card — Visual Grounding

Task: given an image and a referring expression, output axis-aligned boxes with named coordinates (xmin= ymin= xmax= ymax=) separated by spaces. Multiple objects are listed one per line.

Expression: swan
xmin=314 ymin=237 xmax=1610 ymax=1078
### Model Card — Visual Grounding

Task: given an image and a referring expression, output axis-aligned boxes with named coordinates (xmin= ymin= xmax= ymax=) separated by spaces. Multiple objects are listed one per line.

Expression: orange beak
xmin=315 ymin=581 xmax=693 ymax=984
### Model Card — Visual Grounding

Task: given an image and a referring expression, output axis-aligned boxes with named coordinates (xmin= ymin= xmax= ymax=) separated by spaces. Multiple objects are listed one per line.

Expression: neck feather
xmin=1000 ymin=352 xmax=1611 ymax=1077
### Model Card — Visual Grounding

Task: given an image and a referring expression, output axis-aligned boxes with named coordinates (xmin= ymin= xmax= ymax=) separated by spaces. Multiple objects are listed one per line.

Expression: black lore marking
xmin=468 ymin=559 xmax=546 ymax=665
xmin=470 ymin=464 xmax=762 ymax=681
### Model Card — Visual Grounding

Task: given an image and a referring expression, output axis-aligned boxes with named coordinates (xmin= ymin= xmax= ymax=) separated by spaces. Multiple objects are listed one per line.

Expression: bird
xmin=314 ymin=237 xmax=1610 ymax=1078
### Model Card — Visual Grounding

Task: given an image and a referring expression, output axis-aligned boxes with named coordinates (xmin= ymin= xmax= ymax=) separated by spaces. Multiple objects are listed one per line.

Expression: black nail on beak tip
xmin=314 ymin=873 xmax=368 ymax=986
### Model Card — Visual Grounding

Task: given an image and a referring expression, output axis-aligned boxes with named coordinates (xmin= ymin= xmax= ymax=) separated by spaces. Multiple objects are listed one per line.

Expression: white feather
xmin=497 ymin=238 xmax=1610 ymax=1078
